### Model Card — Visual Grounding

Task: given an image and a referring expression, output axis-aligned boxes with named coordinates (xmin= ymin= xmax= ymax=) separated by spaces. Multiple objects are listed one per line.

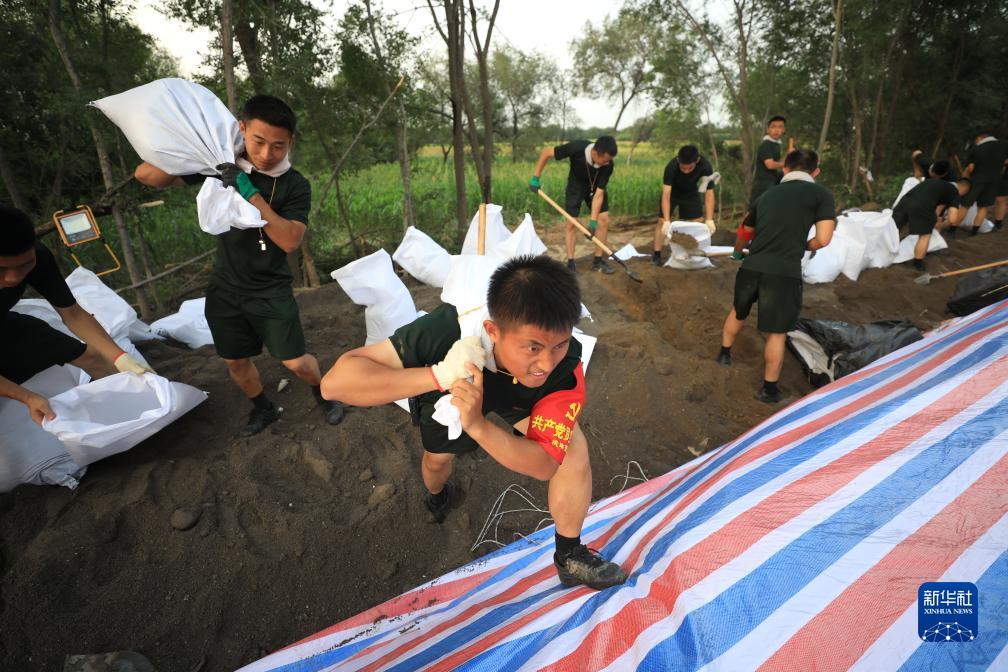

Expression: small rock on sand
xmin=303 ymin=445 xmax=334 ymax=482
xmin=358 ymin=469 xmax=374 ymax=482
xmin=368 ymin=483 xmax=396 ymax=508
xmin=170 ymin=507 xmax=201 ymax=531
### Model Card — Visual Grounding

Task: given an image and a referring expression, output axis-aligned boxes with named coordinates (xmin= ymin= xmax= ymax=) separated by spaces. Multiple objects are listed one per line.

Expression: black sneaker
xmin=318 ymin=398 xmax=345 ymax=425
xmin=945 ymin=227 xmax=957 ymax=239
xmin=566 ymin=259 xmax=576 ymax=272
xmin=554 ymin=545 xmax=628 ymax=590
xmin=716 ymin=351 xmax=731 ymax=366
xmin=912 ymin=258 xmax=925 ymax=272
xmin=970 ymin=226 xmax=981 ymax=237
xmin=755 ymin=387 xmax=784 ymax=404
xmin=424 ymin=480 xmax=465 ymax=524
xmin=239 ymin=404 xmax=281 ymax=437
xmin=651 ymin=254 xmax=663 ymax=267
xmin=995 ymin=221 xmax=1004 ymax=231
xmin=592 ymin=258 xmax=615 ymax=274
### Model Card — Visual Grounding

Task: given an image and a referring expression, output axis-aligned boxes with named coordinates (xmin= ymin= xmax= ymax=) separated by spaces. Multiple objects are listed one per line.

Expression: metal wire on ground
xmin=471 ymin=484 xmax=552 ymax=552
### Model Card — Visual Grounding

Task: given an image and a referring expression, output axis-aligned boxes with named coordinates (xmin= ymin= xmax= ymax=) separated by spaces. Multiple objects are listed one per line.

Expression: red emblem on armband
xmin=526 ymin=363 xmax=586 ymax=463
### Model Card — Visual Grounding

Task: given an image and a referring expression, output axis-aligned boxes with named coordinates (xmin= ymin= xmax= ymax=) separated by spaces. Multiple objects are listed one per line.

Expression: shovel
xmin=914 ymin=259 xmax=1008 ymax=285
xmin=536 ymin=189 xmax=642 ymax=282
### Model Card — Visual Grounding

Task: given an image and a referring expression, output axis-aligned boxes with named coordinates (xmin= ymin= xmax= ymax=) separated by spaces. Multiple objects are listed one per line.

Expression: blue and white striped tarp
xmin=242 ymin=300 xmax=1008 ymax=672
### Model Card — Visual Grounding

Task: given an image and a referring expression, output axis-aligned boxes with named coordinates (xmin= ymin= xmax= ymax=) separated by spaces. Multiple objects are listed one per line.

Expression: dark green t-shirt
xmin=894 ymin=178 xmax=961 ymax=221
xmin=753 ymin=138 xmax=783 ymax=189
xmin=742 ymin=178 xmax=836 ymax=279
xmin=1 ymin=243 xmax=76 ymax=317
xmin=185 ymin=168 xmax=311 ymax=297
xmin=554 ymin=140 xmax=613 ymax=193
xmin=966 ymin=139 xmax=1008 ymax=182
xmin=388 ymin=304 xmax=585 ymax=460
xmin=662 ymin=156 xmax=714 ymax=199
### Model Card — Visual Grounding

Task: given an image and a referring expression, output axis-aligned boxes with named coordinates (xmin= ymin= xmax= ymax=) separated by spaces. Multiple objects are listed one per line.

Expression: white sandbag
xmin=0 ymin=366 xmax=87 ymax=492
xmin=461 ymin=204 xmax=510 ymax=255
xmin=892 ymin=176 xmax=921 ymax=208
xmin=894 ymin=231 xmax=948 ymax=264
xmin=66 ymin=267 xmax=138 ymax=341
xmin=497 ymin=214 xmax=548 ymax=258
xmin=90 ymin=78 xmax=264 ymax=235
xmin=129 ymin=319 xmax=163 ymax=343
xmin=664 ymin=221 xmax=714 ymax=270
xmin=150 ymin=297 xmax=214 ymax=349
xmin=392 ymin=226 xmax=452 ymax=287
xmin=42 ymin=373 xmax=207 ymax=467
xmin=614 ymin=244 xmax=648 ymax=261
xmin=802 ymin=231 xmax=849 ymax=284
xmin=956 ymin=204 xmax=995 ymax=233
xmin=331 ymin=250 xmax=419 ymax=345
xmin=845 ymin=210 xmax=900 ymax=268
xmin=440 ymin=254 xmax=507 ymax=314
xmin=833 ymin=218 xmax=868 ymax=281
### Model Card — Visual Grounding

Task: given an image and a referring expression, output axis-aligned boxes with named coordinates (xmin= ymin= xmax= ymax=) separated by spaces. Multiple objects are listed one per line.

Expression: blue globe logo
xmin=921 ymin=622 xmax=976 ymax=642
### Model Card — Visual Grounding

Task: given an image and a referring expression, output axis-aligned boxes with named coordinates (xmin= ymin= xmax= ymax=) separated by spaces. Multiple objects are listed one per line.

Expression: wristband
xmin=113 ymin=350 xmax=127 ymax=362
xmin=429 ymin=366 xmax=443 ymax=392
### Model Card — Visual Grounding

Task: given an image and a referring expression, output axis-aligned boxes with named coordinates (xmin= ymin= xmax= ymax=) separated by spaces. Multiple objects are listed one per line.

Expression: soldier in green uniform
xmin=530 ymin=136 xmax=618 ymax=274
xmin=749 ymin=116 xmax=795 ymax=210
xmin=651 ymin=145 xmax=718 ymax=266
xmin=321 ymin=255 xmax=628 ymax=590
xmin=892 ymin=175 xmax=969 ymax=270
xmin=962 ymin=132 xmax=1008 ymax=235
xmin=135 ymin=95 xmax=344 ymax=436
xmin=718 ymin=149 xmax=836 ymax=404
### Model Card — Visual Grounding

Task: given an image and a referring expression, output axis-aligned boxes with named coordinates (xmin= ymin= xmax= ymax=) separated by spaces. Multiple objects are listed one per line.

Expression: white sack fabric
xmin=440 ymin=254 xmax=507 ymax=314
xmin=331 ymin=249 xmax=419 ymax=345
xmin=66 ymin=266 xmax=138 ymax=340
xmin=42 ymin=373 xmax=207 ymax=467
xmin=955 ymin=204 xmax=994 ymax=233
xmin=461 ymin=204 xmax=510 ymax=255
xmin=392 ymin=226 xmax=452 ymax=287
xmin=614 ymin=244 xmax=648 ymax=261
xmin=0 ymin=366 xmax=87 ymax=492
xmin=802 ymin=230 xmax=849 ymax=284
xmin=665 ymin=222 xmax=714 ymax=270
xmin=91 ymin=78 xmax=264 ymax=235
xmin=150 ymin=297 xmax=214 ymax=349
xmin=496 ymin=214 xmax=548 ymax=259
xmin=894 ymin=231 xmax=948 ymax=264
xmin=843 ymin=210 xmax=900 ymax=268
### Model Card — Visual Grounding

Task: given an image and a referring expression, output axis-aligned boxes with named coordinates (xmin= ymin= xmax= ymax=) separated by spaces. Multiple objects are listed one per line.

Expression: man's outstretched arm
xmin=134 ymin=162 xmax=185 ymax=189
xmin=321 ymin=339 xmax=436 ymax=406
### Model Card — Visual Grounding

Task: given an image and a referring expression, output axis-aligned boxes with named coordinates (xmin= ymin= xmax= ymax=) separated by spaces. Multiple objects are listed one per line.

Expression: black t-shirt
xmin=662 ymin=156 xmax=714 ymax=199
xmin=554 ymin=140 xmax=613 ymax=194
xmin=1 ymin=243 xmax=76 ymax=318
xmin=966 ymin=139 xmax=1008 ymax=182
xmin=183 ymin=167 xmax=312 ymax=297
xmin=742 ymin=178 xmax=836 ymax=279
xmin=388 ymin=304 xmax=586 ymax=462
xmin=753 ymin=138 xmax=782 ymax=188
xmin=894 ymin=178 xmax=961 ymax=221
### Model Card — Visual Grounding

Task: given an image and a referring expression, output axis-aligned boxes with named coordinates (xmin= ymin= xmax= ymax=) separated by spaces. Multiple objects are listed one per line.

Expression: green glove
xmin=731 ymin=250 xmax=744 ymax=261
xmin=235 ymin=172 xmax=261 ymax=201
xmin=216 ymin=162 xmax=261 ymax=201
xmin=589 ymin=219 xmax=598 ymax=234
xmin=529 ymin=175 xmax=540 ymax=193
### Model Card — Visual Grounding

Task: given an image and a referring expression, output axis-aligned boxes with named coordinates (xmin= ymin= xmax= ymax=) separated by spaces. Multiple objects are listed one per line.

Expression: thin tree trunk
xmin=334 ymin=176 xmax=362 ymax=258
xmin=0 ymin=144 xmax=27 ymax=211
xmin=132 ymin=219 xmax=165 ymax=314
xmin=221 ymin=0 xmax=238 ymax=114
xmin=818 ymin=0 xmax=843 ymax=154
xmin=846 ymin=84 xmax=863 ymax=193
xmin=468 ymin=0 xmax=499 ymax=201
xmin=47 ymin=0 xmax=151 ymax=320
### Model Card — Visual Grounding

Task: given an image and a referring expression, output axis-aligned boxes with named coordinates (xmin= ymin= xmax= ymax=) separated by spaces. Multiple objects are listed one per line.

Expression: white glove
xmin=431 ymin=336 xmax=485 ymax=391
xmin=697 ymin=171 xmax=721 ymax=193
xmin=661 ymin=221 xmax=672 ymax=238
xmin=114 ymin=352 xmax=155 ymax=375
xmin=705 ymin=219 xmax=716 ymax=235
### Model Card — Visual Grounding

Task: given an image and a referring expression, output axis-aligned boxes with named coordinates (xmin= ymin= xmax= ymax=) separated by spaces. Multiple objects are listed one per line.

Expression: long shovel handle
xmin=536 ymin=189 xmax=615 ymax=256
xmin=933 ymin=258 xmax=1008 ymax=280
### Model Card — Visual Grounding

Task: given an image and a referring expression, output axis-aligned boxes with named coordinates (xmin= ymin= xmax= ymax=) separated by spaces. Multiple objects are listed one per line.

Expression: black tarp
xmin=947 ymin=266 xmax=1008 ymax=316
xmin=787 ymin=319 xmax=923 ymax=388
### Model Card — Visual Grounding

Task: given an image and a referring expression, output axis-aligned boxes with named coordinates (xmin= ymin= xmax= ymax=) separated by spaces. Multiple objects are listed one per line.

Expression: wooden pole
xmin=477 ymin=202 xmax=486 ymax=255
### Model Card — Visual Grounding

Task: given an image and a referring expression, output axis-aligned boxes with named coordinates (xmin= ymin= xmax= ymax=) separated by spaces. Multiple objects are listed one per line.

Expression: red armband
xmin=736 ymin=225 xmax=755 ymax=244
xmin=525 ymin=363 xmax=586 ymax=464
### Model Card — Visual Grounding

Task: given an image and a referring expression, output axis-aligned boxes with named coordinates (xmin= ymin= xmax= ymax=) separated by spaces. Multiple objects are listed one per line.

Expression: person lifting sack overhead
xmin=134 ymin=95 xmax=345 ymax=437
xmin=0 ymin=206 xmax=153 ymax=425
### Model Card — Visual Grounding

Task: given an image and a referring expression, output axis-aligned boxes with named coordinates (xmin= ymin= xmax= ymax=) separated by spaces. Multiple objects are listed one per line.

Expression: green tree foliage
xmin=490 ymin=49 xmax=558 ymax=161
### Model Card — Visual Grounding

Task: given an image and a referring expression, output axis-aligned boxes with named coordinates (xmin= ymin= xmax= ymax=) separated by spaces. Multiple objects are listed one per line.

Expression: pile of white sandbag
xmin=150 ymin=297 xmax=214 ymax=349
xmin=2 ymin=270 xmax=207 ymax=492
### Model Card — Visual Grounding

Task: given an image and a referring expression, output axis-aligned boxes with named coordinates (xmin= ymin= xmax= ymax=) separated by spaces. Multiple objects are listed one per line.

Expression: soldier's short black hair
xmin=594 ymin=135 xmax=618 ymax=157
xmin=767 ymin=115 xmax=787 ymax=127
xmin=677 ymin=145 xmax=700 ymax=164
xmin=487 ymin=255 xmax=581 ymax=333
xmin=784 ymin=148 xmax=819 ymax=172
xmin=930 ymin=160 xmax=951 ymax=179
xmin=0 ymin=205 xmax=36 ymax=256
xmin=241 ymin=95 xmax=297 ymax=135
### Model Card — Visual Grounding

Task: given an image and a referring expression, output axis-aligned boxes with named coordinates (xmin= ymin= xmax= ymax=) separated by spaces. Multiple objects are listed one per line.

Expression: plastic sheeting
xmin=91 ymin=78 xmax=264 ymax=235
xmin=948 ymin=266 xmax=1008 ymax=316
xmin=787 ymin=318 xmax=922 ymax=387
xmin=242 ymin=298 xmax=1008 ymax=672
xmin=331 ymin=249 xmax=419 ymax=345
xmin=150 ymin=297 xmax=214 ymax=349
xmin=42 ymin=373 xmax=207 ymax=467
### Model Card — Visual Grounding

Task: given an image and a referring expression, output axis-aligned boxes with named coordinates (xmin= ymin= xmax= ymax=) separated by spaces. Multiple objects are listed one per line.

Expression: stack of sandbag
xmin=803 ymin=210 xmax=902 ymax=283
xmin=91 ymin=78 xmax=264 ymax=235
xmin=331 ymin=249 xmax=420 ymax=345
xmin=150 ymin=297 xmax=214 ymax=349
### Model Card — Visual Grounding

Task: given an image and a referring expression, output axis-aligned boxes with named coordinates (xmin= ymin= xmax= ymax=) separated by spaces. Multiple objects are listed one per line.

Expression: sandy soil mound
xmin=1 ymin=220 xmax=1004 ymax=671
